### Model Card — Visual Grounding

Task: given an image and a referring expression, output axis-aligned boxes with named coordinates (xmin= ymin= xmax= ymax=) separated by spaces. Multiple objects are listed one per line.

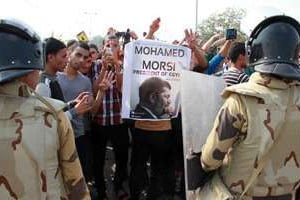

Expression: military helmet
xmin=0 ymin=18 xmax=43 ymax=84
xmin=246 ymin=15 xmax=300 ymax=80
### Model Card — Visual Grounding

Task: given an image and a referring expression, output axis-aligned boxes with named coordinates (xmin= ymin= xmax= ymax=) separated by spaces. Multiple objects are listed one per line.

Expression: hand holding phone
xmin=225 ymin=28 xmax=237 ymax=40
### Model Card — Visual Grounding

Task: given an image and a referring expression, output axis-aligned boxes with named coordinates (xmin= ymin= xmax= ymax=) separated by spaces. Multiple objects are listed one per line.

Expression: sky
xmin=0 ymin=0 xmax=299 ymax=43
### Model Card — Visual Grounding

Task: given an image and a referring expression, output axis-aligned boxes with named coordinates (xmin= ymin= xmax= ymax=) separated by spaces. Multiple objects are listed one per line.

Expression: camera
xmin=116 ymin=28 xmax=131 ymax=46
xmin=225 ymin=28 xmax=237 ymax=40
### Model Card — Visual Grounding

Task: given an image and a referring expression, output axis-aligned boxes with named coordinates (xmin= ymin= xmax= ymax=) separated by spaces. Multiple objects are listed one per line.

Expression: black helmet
xmin=0 ymin=18 xmax=43 ymax=84
xmin=246 ymin=15 xmax=300 ymax=80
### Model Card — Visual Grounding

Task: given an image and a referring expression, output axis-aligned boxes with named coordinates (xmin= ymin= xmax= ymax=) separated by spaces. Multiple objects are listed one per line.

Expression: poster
xmin=122 ymin=39 xmax=191 ymax=120
xmin=181 ymin=70 xmax=226 ymax=199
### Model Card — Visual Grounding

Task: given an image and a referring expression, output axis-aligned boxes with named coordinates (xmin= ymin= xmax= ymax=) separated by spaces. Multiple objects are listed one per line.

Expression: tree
xmin=197 ymin=8 xmax=247 ymax=42
xmin=90 ymin=35 xmax=104 ymax=47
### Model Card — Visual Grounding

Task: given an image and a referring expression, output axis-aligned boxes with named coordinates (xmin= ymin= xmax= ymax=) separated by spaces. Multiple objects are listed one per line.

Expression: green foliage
xmin=90 ymin=35 xmax=104 ymax=47
xmin=197 ymin=8 xmax=248 ymax=42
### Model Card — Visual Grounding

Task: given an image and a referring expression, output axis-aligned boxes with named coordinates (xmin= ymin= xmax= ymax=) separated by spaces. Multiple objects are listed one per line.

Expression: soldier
xmin=0 ymin=19 xmax=90 ymax=199
xmin=199 ymin=16 xmax=300 ymax=199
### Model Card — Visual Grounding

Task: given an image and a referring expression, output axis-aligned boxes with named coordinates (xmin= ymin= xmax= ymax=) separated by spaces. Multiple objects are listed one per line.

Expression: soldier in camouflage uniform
xmin=200 ymin=16 xmax=300 ymax=200
xmin=0 ymin=19 xmax=90 ymax=199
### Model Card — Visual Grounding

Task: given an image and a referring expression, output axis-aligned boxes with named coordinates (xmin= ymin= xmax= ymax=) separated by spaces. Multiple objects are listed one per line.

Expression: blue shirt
xmin=205 ymin=53 xmax=224 ymax=75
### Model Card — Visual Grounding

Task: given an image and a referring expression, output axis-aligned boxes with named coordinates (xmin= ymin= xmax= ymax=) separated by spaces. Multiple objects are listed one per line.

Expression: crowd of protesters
xmin=0 ymin=11 xmax=300 ymax=200
xmin=33 ymin=17 xmax=257 ymax=200
xmin=3 ymin=14 xmax=298 ymax=200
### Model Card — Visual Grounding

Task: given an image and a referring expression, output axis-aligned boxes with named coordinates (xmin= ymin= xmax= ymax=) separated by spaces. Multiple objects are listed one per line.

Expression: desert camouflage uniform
xmin=201 ymin=72 xmax=300 ymax=199
xmin=0 ymin=81 xmax=90 ymax=199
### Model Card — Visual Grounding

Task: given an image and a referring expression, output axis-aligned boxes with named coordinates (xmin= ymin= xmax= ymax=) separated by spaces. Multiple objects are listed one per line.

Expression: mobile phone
xmin=105 ymin=47 xmax=113 ymax=56
xmin=225 ymin=28 xmax=237 ymax=40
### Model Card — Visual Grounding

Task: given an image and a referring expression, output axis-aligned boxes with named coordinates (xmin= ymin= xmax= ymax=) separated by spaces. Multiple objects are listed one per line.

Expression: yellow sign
xmin=76 ymin=31 xmax=89 ymax=42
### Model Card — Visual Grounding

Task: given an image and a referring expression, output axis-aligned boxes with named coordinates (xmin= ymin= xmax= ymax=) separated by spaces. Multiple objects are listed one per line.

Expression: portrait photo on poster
xmin=130 ymin=77 xmax=175 ymax=119
xmin=121 ymin=39 xmax=191 ymax=121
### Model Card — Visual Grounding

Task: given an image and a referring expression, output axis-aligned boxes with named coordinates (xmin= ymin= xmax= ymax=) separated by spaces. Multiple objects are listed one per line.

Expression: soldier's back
xmin=0 ymin=90 xmax=66 ymax=199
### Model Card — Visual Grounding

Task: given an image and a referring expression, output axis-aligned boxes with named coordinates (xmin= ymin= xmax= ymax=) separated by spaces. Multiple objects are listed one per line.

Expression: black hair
xmin=139 ymin=77 xmax=171 ymax=105
xmin=228 ymin=42 xmax=246 ymax=63
xmin=78 ymin=41 xmax=90 ymax=51
xmin=89 ymin=43 xmax=98 ymax=52
xmin=66 ymin=39 xmax=77 ymax=48
xmin=44 ymin=37 xmax=66 ymax=62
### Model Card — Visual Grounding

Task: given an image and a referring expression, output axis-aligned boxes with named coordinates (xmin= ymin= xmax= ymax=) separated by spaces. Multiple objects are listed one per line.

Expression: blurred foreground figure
xmin=0 ymin=19 xmax=90 ymax=199
xmin=199 ymin=15 xmax=300 ymax=200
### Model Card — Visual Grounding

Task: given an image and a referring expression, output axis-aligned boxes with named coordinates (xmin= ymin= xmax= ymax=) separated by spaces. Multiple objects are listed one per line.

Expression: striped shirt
xmin=222 ymin=67 xmax=249 ymax=87
xmin=93 ymin=83 xmax=123 ymax=126
xmin=92 ymin=62 xmax=123 ymax=126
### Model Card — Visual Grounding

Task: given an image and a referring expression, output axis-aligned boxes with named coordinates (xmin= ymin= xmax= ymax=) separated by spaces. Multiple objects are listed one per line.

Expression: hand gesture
xmin=184 ymin=29 xmax=197 ymax=50
xmin=98 ymin=70 xmax=116 ymax=92
xmin=74 ymin=93 xmax=93 ymax=115
xmin=73 ymin=92 xmax=90 ymax=104
xmin=212 ymin=33 xmax=222 ymax=40
xmin=150 ymin=17 xmax=160 ymax=34
xmin=130 ymin=31 xmax=138 ymax=40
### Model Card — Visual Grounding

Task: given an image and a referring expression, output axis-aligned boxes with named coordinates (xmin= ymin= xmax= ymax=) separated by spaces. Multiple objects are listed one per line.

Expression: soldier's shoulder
xmin=222 ymin=82 xmax=267 ymax=101
xmin=34 ymin=96 xmax=66 ymax=113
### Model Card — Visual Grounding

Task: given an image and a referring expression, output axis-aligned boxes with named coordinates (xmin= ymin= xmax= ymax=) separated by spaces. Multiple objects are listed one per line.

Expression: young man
xmin=36 ymin=38 xmax=92 ymax=122
xmin=0 ymin=18 xmax=90 ymax=199
xmin=222 ymin=42 xmax=249 ymax=86
xmin=57 ymin=42 xmax=94 ymax=182
xmin=36 ymin=37 xmax=67 ymax=101
xmin=91 ymin=35 xmax=130 ymax=199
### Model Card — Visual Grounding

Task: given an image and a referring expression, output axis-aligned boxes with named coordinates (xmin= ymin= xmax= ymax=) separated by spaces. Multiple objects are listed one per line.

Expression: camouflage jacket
xmin=201 ymin=72 xmax=300 ymax=197
xmin=0 ymin=81 xmax=90 ymax=199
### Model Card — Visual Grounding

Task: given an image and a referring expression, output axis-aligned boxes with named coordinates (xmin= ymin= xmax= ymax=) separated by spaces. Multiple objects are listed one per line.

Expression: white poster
xmin=122 ymin=39 xmax=191 ymax=120
xmin=180 ymin=70 xmax=226 ymax=199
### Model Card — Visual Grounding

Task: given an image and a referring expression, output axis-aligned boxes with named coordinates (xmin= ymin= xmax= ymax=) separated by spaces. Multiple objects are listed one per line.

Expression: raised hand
xmin=74 ymin=94 xmax=92 ymax=115
xmin=73 ymin=91 xmax=90 ymax=104
xmin=184 ymin=29 xmax=197 ymax=50
xmin=146 ymin=17 xmax=161 ymax=39
xmin=130 ymin=31 xmax=138 ymax=40
xmin=150 ymin=17 xmax=160 ymax=34
xmin=98 ymin=70 xmax=116 ymax=92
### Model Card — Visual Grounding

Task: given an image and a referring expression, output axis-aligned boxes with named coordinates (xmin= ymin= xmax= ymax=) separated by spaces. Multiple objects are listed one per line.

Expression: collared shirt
xmin=93 ymin=83 xmax=123 ymax=126
xmin=92 ymin=61 xmax=123 ymax=126
xmin=139 ymin=105 xmax=158 ymax=119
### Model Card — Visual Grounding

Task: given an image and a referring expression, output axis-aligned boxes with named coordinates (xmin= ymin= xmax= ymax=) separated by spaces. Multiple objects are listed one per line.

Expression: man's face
xmin=69 ymin=47 xmax=90 ymax=71
xmin=238 ymin=54 xmax=247 ymax=69
xmin=51 ymin=48 xmax=68 ymax=72
xmin=80 ymin=55 xmax=92 ymax=74
xmin=152 ymin=86 xmax=172 ymax=116
xmin=89 ymin=47 xmax=98 ymax=62
xmin=104 ymin=38 xmax=120 ymax=58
